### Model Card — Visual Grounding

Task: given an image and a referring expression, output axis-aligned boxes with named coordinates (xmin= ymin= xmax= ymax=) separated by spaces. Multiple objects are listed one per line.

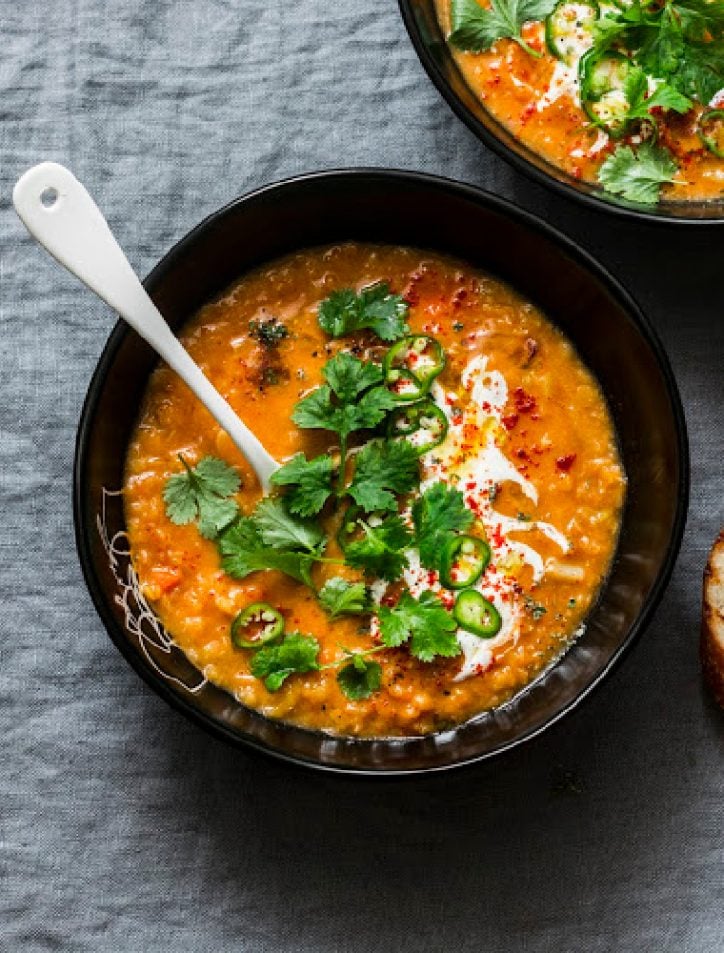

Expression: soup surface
xmin=437 ymin=0 xmax=724 ymax=206
xmin=124 ymin=243 xmax=625 ymax=737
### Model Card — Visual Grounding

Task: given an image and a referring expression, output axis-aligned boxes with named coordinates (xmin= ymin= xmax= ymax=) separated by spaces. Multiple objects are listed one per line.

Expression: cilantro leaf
xmin=377 ymin=591 xmax=460 ymax=663
xmin=271 ymin=453 xmax=335 ymax=517
xmin=291 ymin=385 xmax=337 ymax=431
xmin=252 ymin=497 xmax=325 ymax=551
xmin=594 ymin=0 xmax=724 ymax=106
xmin=623 ymin=67 xmax=692 ymax=121
xmin=676 ymin=0 xmax=724 ymax=41
xmin=598 ymin=141 xmax=678 ymax=205
xmin=323 ymin=352 xmax=384 ymax=401
xmin=318 ymin=283 xmax=409 ymax=342
xmin=217 ymin=518 xmax=317 ymax=586
xmin=348 ymin=439 xmax=420 ymax=513
xmin=412 ymin=482 xmax=474 ymax=571
xmin=292 ymin=354 xmax=397 ymax=442
xmin=318 ymin=577 xmax=369 ymax=617
xmin=638 ymin=4 xmax=686 ymax=78
xmin=250 ymin=633 xmax=320 ymax=692
xmin=449 ymin=0 xmax=558 ymax=56
xmin=337 ymin=656 xmax=382 ymax=700
xmin=672 ymin=39 xmax=724 ymax=102
xmin=292 ymin=385 xmax=396 ymax=439
xmin=344 ymin=515 xmax=413 ymax=581
xmin=163 ymin=455 xmax=240 ymax=539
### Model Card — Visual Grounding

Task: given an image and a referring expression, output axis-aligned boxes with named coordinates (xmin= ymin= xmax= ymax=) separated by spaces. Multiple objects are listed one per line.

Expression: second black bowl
xmin=74 ymin=170 xmax=688 ymax=773
xmin=399 ymin=0 xmax=724 ymax=223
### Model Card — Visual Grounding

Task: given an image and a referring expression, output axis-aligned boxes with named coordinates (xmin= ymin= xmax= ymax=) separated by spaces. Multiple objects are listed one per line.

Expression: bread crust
xmin=701 ymin=529 xmax=724 ymax=709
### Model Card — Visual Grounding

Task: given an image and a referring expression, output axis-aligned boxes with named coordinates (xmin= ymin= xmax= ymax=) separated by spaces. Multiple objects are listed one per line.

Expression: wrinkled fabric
xmin=1 ymin=2 xmax=722 ymax=951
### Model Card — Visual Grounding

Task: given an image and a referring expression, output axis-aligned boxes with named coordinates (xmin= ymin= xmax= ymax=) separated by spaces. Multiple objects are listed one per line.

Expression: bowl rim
xmin=398 ymin=0 xmax=724 ymax=226
xmin=73 ymin=168 xmax=690 ymax=775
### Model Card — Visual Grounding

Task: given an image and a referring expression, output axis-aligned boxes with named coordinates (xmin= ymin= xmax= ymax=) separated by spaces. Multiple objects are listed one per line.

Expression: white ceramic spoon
xmin=13 ymin=161 xmax=280 ymax=491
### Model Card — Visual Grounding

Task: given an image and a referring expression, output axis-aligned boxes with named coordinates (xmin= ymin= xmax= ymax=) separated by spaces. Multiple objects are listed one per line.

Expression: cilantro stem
xmin=515 ymin=37 xmax=541 ymax=58
xmin=178 ymin=453 xmax=196 ymax=480
xmin=336 ymin=433 xmax=348 ymax=496
xmin=318 ymin=643 xmax=388 ymax=671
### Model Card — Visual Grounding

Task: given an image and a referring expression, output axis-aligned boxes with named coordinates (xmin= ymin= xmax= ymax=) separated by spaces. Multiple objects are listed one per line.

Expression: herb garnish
xmin=378 ymin=590 xmax=461 ymax=662
xmin=450 ymin=0 xmax=558 ymax=57
xmin=344 ymin=515 xmax=414 ymax=581
xmin=271 ymin=453 xmax=335 ymax=517
xmin=412 ymin=482 xmax=474 ymax=571
xmin=598 ymin=140 xmax=679 ymax=204
xmin=218 ymin=499 xmax=325 ymax=587
xmin=318 ymin=577 xmax=370 ymax=617
xmin=250 ymin=632 xmax=321 ymax=692
xmin=161 ymin=322 xmax=502 ymax=702
xmin=347 ymin=439 xmax=420 ymax=513
xmin=336 ymin=654 xmax=383 ymax=700
xmin=163 ymin=455 xmax=240 ymax=539
xmin=318 ymin=283 xmax=409 ymax=341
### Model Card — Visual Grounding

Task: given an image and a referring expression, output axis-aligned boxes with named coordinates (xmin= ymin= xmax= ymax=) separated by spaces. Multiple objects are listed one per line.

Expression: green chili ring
xmin=453 ymin=590 xmax=502 ymax=638
xmin=231 ymin=602 xmax=284 ymax=649
xmin=384 ymin=335 xmax=445 ymax=398
xmin=545 ymin=0 xmax=599 ymax=67
xmin=440 ymin=535 xmax=491 ymax=590
xmin=579 ymin=49 xmax=632 ymax=101
xmin=387 ymin=399 xmax=449 ymax=455
xmin=699 ymin=109 xmax=724 ymax=159
xmin=385 ymin=366 xmax=430 ymax=402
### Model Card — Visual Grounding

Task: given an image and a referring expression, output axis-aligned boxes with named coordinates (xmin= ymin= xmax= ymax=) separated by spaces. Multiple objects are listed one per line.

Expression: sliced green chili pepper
xmin=440 ymin=535 xmax=491 ymax=590
xmin=387 ymin=399 xmax=449 ymax=455
xmin=453 ymin=590 xmax=502 ymax=638
xmin=384 ymin=335 xmax=445 ymax=401
xmin=699 ymin=109 xmax=724 ymax=159
xmin=579 ymin=50 xmax=633 ymax=138
xmin=231 ymin=602 xmax=284 ymax=649
xmin=545 ymin=0 xmax=598 ymax=67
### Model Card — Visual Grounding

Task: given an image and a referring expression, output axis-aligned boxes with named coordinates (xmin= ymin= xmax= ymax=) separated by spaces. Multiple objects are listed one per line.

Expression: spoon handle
xmin=13 ymin=162 xmax=278 ymax=490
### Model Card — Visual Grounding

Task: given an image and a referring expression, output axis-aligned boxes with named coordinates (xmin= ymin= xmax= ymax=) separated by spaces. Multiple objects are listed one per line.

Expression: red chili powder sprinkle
xmin=513 ymin=387 xmax=537 ymax=414
xmin=556 ymin=453 xmax=577 ymax=472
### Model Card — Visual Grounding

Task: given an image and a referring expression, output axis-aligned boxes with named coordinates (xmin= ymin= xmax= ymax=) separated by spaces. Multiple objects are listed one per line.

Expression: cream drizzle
xmin=371 ymin=355 xmax=568 ymax=683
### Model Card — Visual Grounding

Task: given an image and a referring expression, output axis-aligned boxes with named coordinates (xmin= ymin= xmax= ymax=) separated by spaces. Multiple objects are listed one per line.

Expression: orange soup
xmin=124 ymin=243 xmax=625 ymax=737
xmin=438 ymin=0 xmax=724 ymax=205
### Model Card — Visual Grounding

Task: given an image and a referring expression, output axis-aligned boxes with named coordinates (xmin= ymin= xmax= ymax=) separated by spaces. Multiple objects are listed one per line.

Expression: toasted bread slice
xmin=702 ymin=529 xmax=724 ymax=708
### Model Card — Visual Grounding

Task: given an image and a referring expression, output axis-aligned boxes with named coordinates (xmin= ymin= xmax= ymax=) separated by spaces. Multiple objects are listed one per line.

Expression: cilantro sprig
xmin=347 ymin=439 xmax=420 ymax=513
xmin=450 ymin=0 xmax=558 ymax=58
xmin=318 ymin=577 xmax=370 ymax=617
xmin=248 ymin=629 xmax=383 ymax=699
xmin=318 ymin=283 xmax=409 ymax=342
xmin=218 ymin=498 xmax=326 ymax=587
xmin=344 ymin=514 xmax=414 ymax=581
xmin=251 ymin=633 xmax=321 ymax=692
xmin=159 ymin=323 xmax=482 ymax=703
xmin=336 ymin=654 xmax=382 ymax=700
xmin=598 ymin=140 xmax=679 ymax=204
xmin=378 ymin=590 xmax=461 ymax=663
xmin=412 ymin=482 xmax=474 ymax=571
xmin=163 ymin=455 xmax=241 ymax=539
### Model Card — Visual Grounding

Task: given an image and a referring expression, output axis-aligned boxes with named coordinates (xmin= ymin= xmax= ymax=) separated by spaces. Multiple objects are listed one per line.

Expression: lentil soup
xmin=124 ymin=243 xmax=625 ymax=738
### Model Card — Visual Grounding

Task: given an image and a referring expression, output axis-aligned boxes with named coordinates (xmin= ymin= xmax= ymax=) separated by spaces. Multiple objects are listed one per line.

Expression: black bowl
xmin=74 ymin=170 xmax=688 ymax=774
xmin=399 ymin=0 xmax=724 ymax=223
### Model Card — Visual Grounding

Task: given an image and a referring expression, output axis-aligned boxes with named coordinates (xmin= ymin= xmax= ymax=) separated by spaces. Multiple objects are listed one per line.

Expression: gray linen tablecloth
xmin=1 ymin=2 xmax=722 ymax=951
